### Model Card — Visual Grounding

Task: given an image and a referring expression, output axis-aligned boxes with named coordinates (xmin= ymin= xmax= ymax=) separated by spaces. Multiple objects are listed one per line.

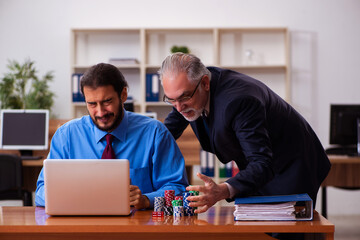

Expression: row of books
xmin=200 ymin=149 xmax=239 ymax=178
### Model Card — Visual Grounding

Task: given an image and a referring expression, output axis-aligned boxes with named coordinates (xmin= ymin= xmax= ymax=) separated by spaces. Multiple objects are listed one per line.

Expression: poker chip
xmin=173 ymin=206 xmax=184 ymax=217
xmin=183 ymin=192 xmax=194 ymax=208
xmin=189 ymin=190 xmax=199 ymax=196
xmin=184 ymin=206 xmax=195 ymax=216
xmin=154 ymin=196 xmax=165 ymax=212
xmin=165 ymin=190 xmax=175 ymax=207
xmin=164 ymin=206 xmax=173 ymax=216
xmin=171 ymin=199 xmax=183 ymax=206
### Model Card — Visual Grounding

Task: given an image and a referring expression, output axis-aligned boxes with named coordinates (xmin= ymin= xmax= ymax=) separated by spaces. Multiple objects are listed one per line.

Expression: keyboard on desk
xmin=325 ymin=147 xmax=359 ymax=156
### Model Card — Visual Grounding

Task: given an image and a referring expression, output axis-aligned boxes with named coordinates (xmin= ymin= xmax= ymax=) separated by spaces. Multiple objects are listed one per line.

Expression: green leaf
xmin=0 ymin=58 xmax=55 ymax=113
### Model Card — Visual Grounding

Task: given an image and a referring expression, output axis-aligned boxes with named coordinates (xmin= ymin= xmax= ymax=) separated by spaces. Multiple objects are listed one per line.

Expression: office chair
xmin=0 ymin=154 xmax=32 ymax=206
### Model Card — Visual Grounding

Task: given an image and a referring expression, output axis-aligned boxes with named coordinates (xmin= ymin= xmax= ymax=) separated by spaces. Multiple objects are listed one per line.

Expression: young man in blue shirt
xmin=35 ymin=63 xmax=188 ymax=209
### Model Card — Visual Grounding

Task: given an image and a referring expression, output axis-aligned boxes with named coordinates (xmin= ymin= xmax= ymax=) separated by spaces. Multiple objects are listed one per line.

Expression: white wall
xmin=1 ymin=0 xmax=359 ymax=215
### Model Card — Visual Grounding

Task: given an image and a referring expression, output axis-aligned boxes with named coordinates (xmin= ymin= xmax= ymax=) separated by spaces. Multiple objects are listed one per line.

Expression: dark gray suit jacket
xmin=165 ymin=67 xmax=331 ymax=203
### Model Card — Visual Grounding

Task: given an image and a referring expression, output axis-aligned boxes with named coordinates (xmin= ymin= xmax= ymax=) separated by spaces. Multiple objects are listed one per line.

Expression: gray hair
xmin=158 ymin=53 xmax=211 ymax=83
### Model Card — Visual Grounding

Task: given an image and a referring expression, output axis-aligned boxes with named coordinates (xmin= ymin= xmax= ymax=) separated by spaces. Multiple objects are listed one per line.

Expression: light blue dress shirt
xmin=35 ymin=110 xmax=189 ymax=207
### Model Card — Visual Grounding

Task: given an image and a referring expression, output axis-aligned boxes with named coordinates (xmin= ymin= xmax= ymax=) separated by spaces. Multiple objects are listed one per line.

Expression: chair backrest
xmin=0 ymin=154 xmax=22 ymax=194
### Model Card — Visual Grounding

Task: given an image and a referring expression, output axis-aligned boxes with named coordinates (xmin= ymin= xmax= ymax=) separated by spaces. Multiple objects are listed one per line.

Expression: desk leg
xmin=322 ymin=186 xmax=327 ymax=218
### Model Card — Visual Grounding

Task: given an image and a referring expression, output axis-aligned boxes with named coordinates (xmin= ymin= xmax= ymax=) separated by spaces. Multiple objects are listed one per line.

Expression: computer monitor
xmin=0 ymin=109 xmax=49 ymax=159
xmin=328 ymin=104 xmax=360 ymax=155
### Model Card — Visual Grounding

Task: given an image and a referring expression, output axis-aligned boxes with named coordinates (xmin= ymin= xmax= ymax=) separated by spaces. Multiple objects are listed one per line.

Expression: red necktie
xmin=101 ymin=134 xmax=116 ymax=159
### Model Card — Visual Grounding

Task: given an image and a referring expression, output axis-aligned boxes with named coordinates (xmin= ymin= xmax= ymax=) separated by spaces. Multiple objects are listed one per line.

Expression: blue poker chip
xmin=183 ymin=192 xmax=194 ymax=207
xmin=184 ymin=206 xmax=194 ymax=216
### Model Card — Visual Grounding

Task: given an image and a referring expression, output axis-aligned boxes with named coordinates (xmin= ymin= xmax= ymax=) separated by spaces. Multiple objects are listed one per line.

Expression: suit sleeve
xmin=225 ymin=97 xmax=275 ymax=197
xmin=164 ymin=107 xmax=189 ymax=140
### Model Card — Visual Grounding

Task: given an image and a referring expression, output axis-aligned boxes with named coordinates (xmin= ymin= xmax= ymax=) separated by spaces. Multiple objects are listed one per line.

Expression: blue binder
xmin=234 ymin=193 xmax=313 ymax=221
xmin=235 ymin=193 xmax=312 ymax=205
xmin=72 ymin=73 xmax=84 ymax=102
xmin=146 ymin=73 xmax=160 ymax=102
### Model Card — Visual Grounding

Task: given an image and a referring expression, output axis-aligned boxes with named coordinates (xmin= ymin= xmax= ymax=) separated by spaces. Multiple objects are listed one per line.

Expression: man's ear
xmin=121 ymin=87 xmax=128 ymax=103
xmin=202 ymin=75 xmax=210 ymax=91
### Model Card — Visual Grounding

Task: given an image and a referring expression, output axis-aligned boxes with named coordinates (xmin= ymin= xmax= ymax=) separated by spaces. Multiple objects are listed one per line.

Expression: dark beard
xmin=90 ymin=104 xmax=123 ymax=132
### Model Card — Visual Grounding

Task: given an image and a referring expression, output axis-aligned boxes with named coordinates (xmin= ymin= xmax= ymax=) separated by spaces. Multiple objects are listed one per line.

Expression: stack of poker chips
xmin=182 ymin=192 xmax=195 ymax=216
xmin=164 ymin=190 xmax=175 ymax=216
xmin=152 ymin=189 xmax=200 ymax=218
xmin=153 ymin=196 xmax=165 ymax=217
xmin=188 ymin=190 xmax=199 ymax=213
xmin=173 ymin=196 xmax=184 ymax=216
xmin=172 ymin=199 xmax=184 ymax=217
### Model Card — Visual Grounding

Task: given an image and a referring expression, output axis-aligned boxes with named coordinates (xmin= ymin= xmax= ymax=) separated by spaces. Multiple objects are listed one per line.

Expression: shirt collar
xmin=94 ymin=109 xmax=128 ymax=143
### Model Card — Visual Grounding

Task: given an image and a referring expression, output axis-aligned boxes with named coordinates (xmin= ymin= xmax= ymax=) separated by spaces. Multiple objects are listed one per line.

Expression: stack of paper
xmin=234 ymin=201 xmax=296 ymax=220
xmin=233 ymin=194 xmax=313 ymax=221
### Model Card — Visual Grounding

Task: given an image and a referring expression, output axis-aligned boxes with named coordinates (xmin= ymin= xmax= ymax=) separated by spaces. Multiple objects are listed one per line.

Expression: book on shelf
xmin=146 ymin=73 xmax=160 ymax=102
xmin=72 ymin=73 xmax=85 ymax=102
xmin=232 ymin=161 xmax=239 ymax=177
xmin=219 ymin=162 xmax=233 ymax=178
xmin=200 ymin=149 xmax=239 ymax=178
xmin=200 ymin=150 xmax=237 ymax=178
xmin=234 ymin=193 xmax=313 ymax=221
xmin=200 ymin=149 xmax=215 ymax=177
xmin=108 ymin=58 xmax=139 ymax=65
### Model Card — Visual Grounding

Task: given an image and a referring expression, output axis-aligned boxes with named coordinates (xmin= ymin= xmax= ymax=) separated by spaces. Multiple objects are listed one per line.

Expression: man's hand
xmin=130 ymin=185 xmax=150 ymax=210
xmin=186 ymin=172 xmax=230 ymax=213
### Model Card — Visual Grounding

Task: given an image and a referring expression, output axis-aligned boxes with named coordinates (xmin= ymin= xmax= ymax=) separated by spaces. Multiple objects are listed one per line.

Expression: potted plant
xmin=0 ymin=59 xmax=55 ymax=112
xmin=171 ymin=45 xmax=190 ymax=54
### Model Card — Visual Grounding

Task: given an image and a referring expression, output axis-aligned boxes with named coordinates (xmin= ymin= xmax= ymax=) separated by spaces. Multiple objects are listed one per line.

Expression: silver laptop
xmin=44 ymin=159 xmax=130 ymax=216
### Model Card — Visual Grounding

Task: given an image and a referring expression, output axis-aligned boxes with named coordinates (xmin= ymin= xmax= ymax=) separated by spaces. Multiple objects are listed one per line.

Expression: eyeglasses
xmin=163 ymin=77 xmax=202 ymax=105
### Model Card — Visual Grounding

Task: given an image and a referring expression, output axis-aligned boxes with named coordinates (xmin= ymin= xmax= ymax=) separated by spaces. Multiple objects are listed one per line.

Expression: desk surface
xmin=0 ymin=206 xmax=334 ymax=240
xmin=327 ymin=155 xmax=360 ymax=163
xmin=323 ymin=155 xmax=360 ymax=187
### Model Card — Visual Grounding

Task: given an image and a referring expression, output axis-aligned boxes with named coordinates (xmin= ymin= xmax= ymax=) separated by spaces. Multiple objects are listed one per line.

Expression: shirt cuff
xmin=224 ymin=182 xmax=238 ymax=199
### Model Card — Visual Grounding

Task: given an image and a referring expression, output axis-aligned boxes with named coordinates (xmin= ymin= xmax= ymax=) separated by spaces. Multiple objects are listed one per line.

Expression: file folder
xmin=234 ymin=193 xmax=313 ymax=221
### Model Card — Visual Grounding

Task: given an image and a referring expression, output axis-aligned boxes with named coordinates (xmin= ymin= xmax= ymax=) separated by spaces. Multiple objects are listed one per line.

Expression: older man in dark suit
xmin=159 ymin=53 xmax=331 ymax=214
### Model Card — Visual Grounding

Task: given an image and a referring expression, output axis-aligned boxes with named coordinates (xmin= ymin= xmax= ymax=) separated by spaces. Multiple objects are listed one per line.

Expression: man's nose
xmin=174 ymin=101 xmax=186 ymax=112
xmin=95 ymin=104 xmax=107 ymax=116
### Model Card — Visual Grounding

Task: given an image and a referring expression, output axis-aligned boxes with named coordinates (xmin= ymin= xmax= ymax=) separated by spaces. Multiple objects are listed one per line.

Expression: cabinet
xmin=70 ymin=27 xmax=290 ymax=119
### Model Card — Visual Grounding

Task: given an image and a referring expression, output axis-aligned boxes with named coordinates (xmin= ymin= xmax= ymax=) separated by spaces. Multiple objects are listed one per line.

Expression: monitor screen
xmin=329 ymin=104 xmax=360 ymax=146
xmin=0 ymin=109 xmax=49 ymax=152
